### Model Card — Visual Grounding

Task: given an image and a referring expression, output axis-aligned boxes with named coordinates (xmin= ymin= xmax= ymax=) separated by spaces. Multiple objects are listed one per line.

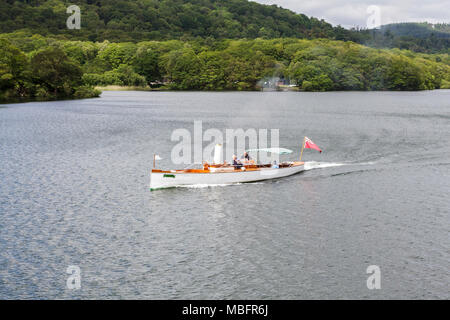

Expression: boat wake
xmin=304 ymin=160 xmax=376 ymax=171
xmin=303 ymin=161 xmax=347 ymax=170
xmin=178 ymin=182 xmax=265 ymax=189
xmin=179 ymin=183 xmax=241 ymax=189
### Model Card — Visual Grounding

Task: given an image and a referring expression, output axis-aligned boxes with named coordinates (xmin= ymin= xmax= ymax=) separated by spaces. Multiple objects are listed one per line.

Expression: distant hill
xmin=0 ymin=1 xmax=448 ymax=53
xmin=363 ymin=22 xmax=450 ymax=53
xmin=378 ymin=23 xmax=450 ymax=39
xmin=0 ymin=0 xmax=343 ymax=41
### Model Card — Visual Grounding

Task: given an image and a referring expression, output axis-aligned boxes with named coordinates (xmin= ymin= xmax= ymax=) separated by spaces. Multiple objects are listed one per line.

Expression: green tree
xmin=133 ymin=45 xmax=161 ymax=84
xmin=97 ymin=42 xmax=137 ymax=69
xmin=160 ymin=46 xmax=203 ymax=89
xmin=0 ymin=39 xmax=30 ymax=98
xmin=385 ymin=55 xmax=425 ymax=90
xmin=31 ymin=46 xmax=83 ymax=96
xmin=197 ymin=51 xmax=227 ymax=90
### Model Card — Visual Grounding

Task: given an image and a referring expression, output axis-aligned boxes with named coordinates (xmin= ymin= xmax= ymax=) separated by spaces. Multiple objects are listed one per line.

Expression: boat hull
xmin=150 ymin=162 xmax=304 ymax=190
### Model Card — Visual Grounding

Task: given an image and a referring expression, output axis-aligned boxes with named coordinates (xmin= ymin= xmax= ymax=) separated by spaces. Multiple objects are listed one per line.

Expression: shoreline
xmin=95 ymin=86 xmax=450 ymax=93
xmin=95 ymin=85 xmax=164 ymax=91
xmin=2 ymin=88 xmax=449 ymax=105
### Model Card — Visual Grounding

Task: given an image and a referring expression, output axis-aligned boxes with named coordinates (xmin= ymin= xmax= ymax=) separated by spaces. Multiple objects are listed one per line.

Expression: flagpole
xmin=153 ymin=154 xmax=156 ymax=169
xmin=299 ymin=137 xmax=306 ymax=161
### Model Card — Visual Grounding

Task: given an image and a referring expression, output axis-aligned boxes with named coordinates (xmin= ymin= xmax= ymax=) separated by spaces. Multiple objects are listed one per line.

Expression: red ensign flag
xmin=304 ymin=137 xmax=322 ymax=153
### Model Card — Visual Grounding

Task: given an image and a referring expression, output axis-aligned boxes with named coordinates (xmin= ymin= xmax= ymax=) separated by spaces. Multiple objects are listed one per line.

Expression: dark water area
xmin=0 ymin=90 xmax=449 ymax=299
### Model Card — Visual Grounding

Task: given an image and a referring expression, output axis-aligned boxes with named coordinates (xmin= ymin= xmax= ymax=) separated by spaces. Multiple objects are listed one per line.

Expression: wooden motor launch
xmin=150 ymin=137 xmax=322 ymax=190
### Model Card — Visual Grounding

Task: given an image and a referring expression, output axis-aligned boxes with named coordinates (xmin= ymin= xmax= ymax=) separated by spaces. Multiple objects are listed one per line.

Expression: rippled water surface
xmin=1 ymin=91 xmax=449 ymax=299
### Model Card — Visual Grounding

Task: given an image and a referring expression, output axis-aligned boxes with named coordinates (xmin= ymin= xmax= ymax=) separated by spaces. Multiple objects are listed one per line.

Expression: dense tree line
xmin=2 ymin=1 xmax=448 ymax=102
xmin=1 ymin=1 xmax=448 ymax=54
xmin=1 ymin=34 xmax=449 ymax=100
xmin=0 ymin=39 xmax=99 ymax=101
xmin=0 ymin=0 xmax=338 ymax=41
xmin=363 ymin=23 xmax=450 ymax=53
xmin=377 ymin=23 xmax=450 ymax=39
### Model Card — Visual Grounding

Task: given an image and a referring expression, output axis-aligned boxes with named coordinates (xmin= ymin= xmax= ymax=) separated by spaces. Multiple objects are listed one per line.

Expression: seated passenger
xmin=232 ymin=155 xmax=243 ymax=169
xmin=272 ymin=160 xmax=279 ymax=168
xmin=241 ymin=151 xmax=252 ymax=164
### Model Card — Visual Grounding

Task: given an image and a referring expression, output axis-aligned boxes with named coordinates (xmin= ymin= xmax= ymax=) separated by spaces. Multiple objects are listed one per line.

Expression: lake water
xmin=0 ymin=90 xmax=449 ymax=299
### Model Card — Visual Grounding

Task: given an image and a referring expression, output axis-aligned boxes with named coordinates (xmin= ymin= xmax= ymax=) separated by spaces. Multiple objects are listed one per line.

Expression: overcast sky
xmin=254 ymin=0 xmax=450 ymax=28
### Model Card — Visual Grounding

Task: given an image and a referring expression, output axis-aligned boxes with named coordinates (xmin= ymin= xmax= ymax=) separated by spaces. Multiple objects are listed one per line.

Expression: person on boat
xmin=272 ymin=160 xmax=279 ymax=168
xmin=241 ymin=151 xmax=255 ymax=165
xmin=232 ymin=155 xmax=243 ymax=169
xmin=241 ymin=151 xmax=250 ymax=163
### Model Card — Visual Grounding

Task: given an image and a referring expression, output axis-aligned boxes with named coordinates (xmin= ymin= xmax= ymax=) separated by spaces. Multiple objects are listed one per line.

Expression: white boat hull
xmin=150 ymin=162 xmax=304 ymax=190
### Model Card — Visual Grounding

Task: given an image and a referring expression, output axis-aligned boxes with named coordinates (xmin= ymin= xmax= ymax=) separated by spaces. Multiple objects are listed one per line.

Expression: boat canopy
xmin=246 ymin=147 xmax=293 ymax=154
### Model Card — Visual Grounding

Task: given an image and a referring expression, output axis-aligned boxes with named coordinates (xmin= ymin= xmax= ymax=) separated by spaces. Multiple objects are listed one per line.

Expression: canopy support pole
xmin=299 ymin=137 xmax=306 ymax=161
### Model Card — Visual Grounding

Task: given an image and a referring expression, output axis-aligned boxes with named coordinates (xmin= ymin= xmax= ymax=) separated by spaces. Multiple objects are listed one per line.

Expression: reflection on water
xmin=0 ymin=90 xmax=449 ymax=299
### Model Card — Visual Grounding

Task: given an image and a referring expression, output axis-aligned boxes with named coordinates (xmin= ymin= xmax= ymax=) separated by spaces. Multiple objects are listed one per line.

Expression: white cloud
xmin=253 ymin=0 xmax=450 ymax=28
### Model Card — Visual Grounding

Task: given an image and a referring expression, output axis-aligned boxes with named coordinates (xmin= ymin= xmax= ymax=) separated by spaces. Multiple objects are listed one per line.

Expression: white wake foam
xmin=178 ymin=181 xmax=265 ymax=189
xmin=303 ymin=161 xmax=347 ymax=170
xmin=303 ymin=161 xmax=375 ymax=171
xmin=178 ymin=183 xmax=240 ymax=189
